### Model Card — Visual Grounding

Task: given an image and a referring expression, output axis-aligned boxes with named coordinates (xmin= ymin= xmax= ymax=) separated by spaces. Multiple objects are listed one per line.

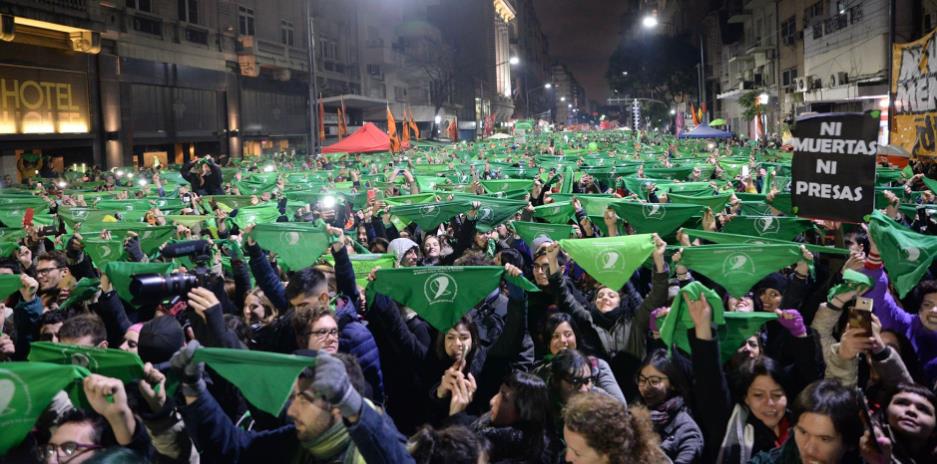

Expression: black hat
xmin=138 ymin=316 xmax=185 ymax=365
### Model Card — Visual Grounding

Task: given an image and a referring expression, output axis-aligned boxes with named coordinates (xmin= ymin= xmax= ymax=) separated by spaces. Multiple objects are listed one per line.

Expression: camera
xmin=129 ymin=240 xmax=217 ymax=302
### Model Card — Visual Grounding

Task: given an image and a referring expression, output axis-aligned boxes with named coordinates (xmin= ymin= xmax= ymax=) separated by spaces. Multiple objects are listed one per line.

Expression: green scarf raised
xmin=679 ymin=244 xmax=802 ymax=297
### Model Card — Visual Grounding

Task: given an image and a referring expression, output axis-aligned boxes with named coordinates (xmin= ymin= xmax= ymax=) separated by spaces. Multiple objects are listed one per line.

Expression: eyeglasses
xmin=533 ymin=263 xmax=550 ymax=272
xmin=636 ymin=375 xmax=667 ymax=388
xmin=36 ymin=267 xmax=63 ymax=277
xmin=42 ymin=441 xmax=101 ymax=463
xmin=309 ymin=328 xmax=339 ymax=339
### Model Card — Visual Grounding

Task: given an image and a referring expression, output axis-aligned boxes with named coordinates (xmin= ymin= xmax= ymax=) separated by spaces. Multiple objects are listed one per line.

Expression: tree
xmin=606 ymin=34 xmax=699 ymax=107
xmin=398 ymin=35 xmax=457 ymax=139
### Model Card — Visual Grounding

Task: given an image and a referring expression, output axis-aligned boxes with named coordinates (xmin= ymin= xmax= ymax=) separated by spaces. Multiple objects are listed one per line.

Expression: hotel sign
xmin=0 ymin=65 xmax=90 ymax=135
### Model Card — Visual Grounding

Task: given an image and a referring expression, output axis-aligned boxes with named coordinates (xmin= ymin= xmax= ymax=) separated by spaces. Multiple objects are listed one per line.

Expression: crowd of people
xmin=0 ymin=130 xmax=936 ymax=464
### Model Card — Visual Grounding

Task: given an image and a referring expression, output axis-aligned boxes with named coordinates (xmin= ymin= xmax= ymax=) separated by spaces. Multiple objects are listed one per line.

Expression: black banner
xmin=790 ymin=111 xmax=880 ymax=223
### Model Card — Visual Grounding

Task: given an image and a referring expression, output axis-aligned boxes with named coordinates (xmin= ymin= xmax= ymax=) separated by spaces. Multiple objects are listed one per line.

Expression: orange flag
xmin=408 ymin=106 xmax=420 ymax=140
xmin=700 ymin=102 xmax=708 ymax=123
xmin=448 ymin=116 xmax=459 ymax=141
xmin=318 ymin=96 xmax=326 ymax=141
xmin=338 ymin=97 xmax=348 ymax=140
xmin=387 ymin=105 xmax=400 ymax=152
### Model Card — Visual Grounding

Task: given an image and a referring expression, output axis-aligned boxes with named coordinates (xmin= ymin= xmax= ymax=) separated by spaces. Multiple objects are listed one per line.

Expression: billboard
xmin=0 ymin=64 xmax=90 ymax=135
xmin=892 ymin=28 xmax=937 ymax=158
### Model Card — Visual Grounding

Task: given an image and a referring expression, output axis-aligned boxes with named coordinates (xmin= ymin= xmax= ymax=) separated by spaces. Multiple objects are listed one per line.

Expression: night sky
xmin=533 ymin=0 xmax=634 ymax=105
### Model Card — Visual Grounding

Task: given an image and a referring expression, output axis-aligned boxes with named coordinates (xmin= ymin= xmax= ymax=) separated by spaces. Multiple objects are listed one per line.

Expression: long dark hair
xmin=501 ymin=371 xmax=549 ymax=462
xmin=793 ymin=380 xmax=862 ymax=454
xmin=732 ymin=356 xmax=786 ymax=406
xmin=638 ymin=348 xmax=690 ymax=401
xmin=434 ymin=315 xmax=480 ymax=373
xmin=542 ymin=312 xmax=600 ymax=357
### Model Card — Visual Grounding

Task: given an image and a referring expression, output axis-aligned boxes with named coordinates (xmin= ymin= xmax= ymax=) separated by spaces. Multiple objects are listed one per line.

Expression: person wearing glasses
xmin=293 ymin=306 xmax=341 ymax=355
xmin=34 ymin=252 xmax=73 ymax=304
xmin=635 ymin=349 xmax=703 ymax=464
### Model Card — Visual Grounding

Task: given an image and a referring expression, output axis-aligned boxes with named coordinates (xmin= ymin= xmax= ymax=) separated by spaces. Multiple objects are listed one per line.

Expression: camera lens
xmin=130 ymin=273 xmax=198 ymax=301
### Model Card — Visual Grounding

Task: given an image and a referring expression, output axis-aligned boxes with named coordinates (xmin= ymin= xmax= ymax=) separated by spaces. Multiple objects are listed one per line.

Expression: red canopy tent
xmin=321 ymin=122 xmax=409 ymax=153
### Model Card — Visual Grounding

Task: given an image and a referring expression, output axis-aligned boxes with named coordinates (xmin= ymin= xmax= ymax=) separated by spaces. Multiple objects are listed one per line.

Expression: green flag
xmin=480 ymin=179 xmax=533 ymax=194
xmin=193 ymin=347 xmax=315 ymax=416
xmin=666 ymin=191 xmax=732 ymax=211
xmin=868 ymin=210 xmax=937 ymax=298
xmin=0 ymin=362 xmax=90 ymax=455
xmin=391 ymin=200 xmax=471 ymax=230
xmin=469 ymin=198 xmax=527 ymax=232
xmin=511 ymin=221 xmax=574 ymax=245
xmin=610 ymin=202 xmax=702 ymax=236
xmin=104 ymin=261 xmax=175 ymax=304
xmin=681 ymin=229 xmax=849 ymax=256
xmin=83 ymin=238 xmax=125 ymax=268
xmin=659 ymin=281 xmax=725 ymax=358
xmin=367 ymin=266 xmax=513 ymax=331
xmin=28 ymin=342 xmax=144 ymax=383
xmin=720 ymin=215 xmax=814 ymax=241
xmin=679 ymin=244 xmax=802 ymax=296
xmin=0 ymin=274 xmax=20 ymax=300
xmin=251 ymin=222 xmax=332 ymax=272
xmin=532 ymin=201 xmax=575 ymax=224
xmin=558 ymin=235 xmax=656 ymax=290
xmin=59 ymin=278 xmax=101 ymax=311
xmin=230 ymin=202 xmax=282 ymax=229
xmin=322 ymin=253 xmax=396 ymax=289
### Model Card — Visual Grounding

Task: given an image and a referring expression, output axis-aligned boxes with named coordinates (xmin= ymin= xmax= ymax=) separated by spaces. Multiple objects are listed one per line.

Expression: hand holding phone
xmin=849 ymin=297 xmax=874 ymax=337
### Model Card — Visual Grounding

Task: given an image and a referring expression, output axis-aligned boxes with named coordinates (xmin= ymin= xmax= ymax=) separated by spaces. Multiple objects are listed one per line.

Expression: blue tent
xmin=678 ymin=124 xmax=734 ymax=139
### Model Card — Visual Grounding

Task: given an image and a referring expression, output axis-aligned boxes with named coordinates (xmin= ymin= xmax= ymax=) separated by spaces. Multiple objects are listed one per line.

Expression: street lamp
xmin=622 ymin=71 xmax=628 ymax=76
xmin=560 ymin=96 xmax=567 ymax=102
xmin=509 ymin=56 xmax=520 ymax=66
xmin=567 ymin=103 xmax=573 ymax=108
xmin=544 ymin=83 xmax=552 ymax=89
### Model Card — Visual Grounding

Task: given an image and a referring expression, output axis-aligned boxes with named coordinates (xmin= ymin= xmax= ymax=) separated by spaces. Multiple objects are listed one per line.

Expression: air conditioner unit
xmin=836 ymin=72 xmax=849 ymax=85
xmin=794 ymin=77 xmax=808 ymax=92
xmin=809 ymin=76 xmax=822 ymax=90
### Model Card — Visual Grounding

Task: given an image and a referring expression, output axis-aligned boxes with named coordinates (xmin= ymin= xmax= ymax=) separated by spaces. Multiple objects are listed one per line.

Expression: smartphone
xmin=848 ymin=297 xmax=874 ymax=337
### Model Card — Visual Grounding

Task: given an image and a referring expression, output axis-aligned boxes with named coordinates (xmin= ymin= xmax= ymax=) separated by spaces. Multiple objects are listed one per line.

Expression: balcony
xmin=237 ymin=35 xmax=309 ymax=74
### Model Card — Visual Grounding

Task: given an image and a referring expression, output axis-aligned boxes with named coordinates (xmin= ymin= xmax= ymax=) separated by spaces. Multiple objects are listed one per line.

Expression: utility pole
xmin=698 ymin=33 xmax=706 ymax=123
xmin=306 ymin=0 xmax=320 ymax=155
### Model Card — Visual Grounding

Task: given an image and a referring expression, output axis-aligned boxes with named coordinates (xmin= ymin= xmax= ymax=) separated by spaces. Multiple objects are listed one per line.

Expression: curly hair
xmin=291 ymin=306 xmax=336 ymax=349
xmin=562 ymin=392 xmax=664 ymax=464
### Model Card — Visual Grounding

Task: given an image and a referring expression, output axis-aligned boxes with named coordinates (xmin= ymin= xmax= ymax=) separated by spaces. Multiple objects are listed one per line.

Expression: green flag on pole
xmin=868 ymin=210 xmax=937 ymax=298
xmin=250 ymin=222 xmax=332 ymax=272
xmin=558 ymin=234 xmax=656 ymax=290
xmin=679 ymin=244 xmax=802 ymax=296
xmin=28 ymin=342 xmax=144 ymax=383
xmin=511 ymin=221 xmax=574 ymax=245
xmin=367 ymin=266 xmax=528 ymax=331
xmin=104 ymin=261 xmax=175 ymax=304
xmin=0 ymin=362 xmax=90 ymax=455
xmin=193 ymin=347 xmax=315 ymax=416
xmin=721 ymin=215 xmax=814 ymax=241
xmin=610 ymin=202 xmax=702 ymax=236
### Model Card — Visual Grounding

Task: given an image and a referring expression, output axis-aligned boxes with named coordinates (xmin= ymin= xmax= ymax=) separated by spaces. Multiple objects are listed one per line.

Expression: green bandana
xmin=448 ymin=195 xmax=528 ymax=232
xmin=680 ymin=229 xmax=849 ymax=256
xmin=83 ymin=238 xmax=125 ymax=268
xmin=193 ymin=347 xmax=315 ymax=416
xmin=322 ymin=253 xmax=396 ymax=289
xmin=104 ymin=261 xmax=175 ymax=304
xmin=532 ymin=201 xmax=575 ymax=224
xmin=0 ymin=241 xmax=16 ymax=259
xmin=720 ymin=216 xmax=814 ymax=241
xmin=558 ymin=234 xmax=656 ymax=290
xmin=0 ymin=274 xmax=20 ymax=300
xmin=28 ymin=342 xmax=144 ymax=383
xmin=79 ymin=224 xmax=175 ymax=255
xmin=367 ymin=266 xmax=535 ymax=331
xmin=868 ymin=210 xmax=937 ymax=298
xmin=659 ymin=281 xmax=725 ymax=357
xmin=827 ymin=269 xmax=874 ymax=302
xmin=382 ymin=193 xmax=437 ymax=206
xmin=679 ymin=244 xmax=802 ymax=296
xmin=610 ymin=202 xmax=702 ymax=236
xmin=59 ymin=278 xmax=101 ymax=311
xmin=391 ymin=200 xmax=471 ymax=231
xmin=666 ymin=191 xmax=732 ymax=212
xmin=251 ymin=222 xmax=331 ymax=272
xmin=0 ymin=362 xmax=90 ymax=455
xmin=230 ymin=202 xmax=282 ymax=230
xmin=511 ymin=221 xmax=574 ymax=245
xmin=480 ymin=179 xmax=533 ymax=193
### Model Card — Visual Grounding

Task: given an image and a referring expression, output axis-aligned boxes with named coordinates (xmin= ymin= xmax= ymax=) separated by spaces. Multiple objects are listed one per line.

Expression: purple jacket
xmin=863 ymin=267 xmax=937 ymax=385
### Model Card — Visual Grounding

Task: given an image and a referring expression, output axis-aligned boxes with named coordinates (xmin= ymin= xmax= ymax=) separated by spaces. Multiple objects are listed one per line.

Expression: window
xmin=178 ymin=0 xmax=198 ymax=24
xmin=849 ymin=5 xmax=863 ymax=24
xmin=185 ymin=27 xmax=208 ymax=44
xmin=781 ymin=16 xmax=796 ymax=45
xmin=367 ymin=64 xmax=382 ymax=77
xmin=133 ymin=15 xmax=162 ymax=36
xmin=812 ymin=21 xmax=823 ymax=39
xmin=782 ymin=68 xmax=798 ymax=87
xmin=128 ymin=0 xmax=152 ymax=12
xmin=238 ymin=6 xmax=255 ymax=36
xmin=281 ymin=20 xmax=294 ymax=46
xmin=322 ymin=40 xmax=337 ymax=60
xmin=395 ymin=86 xmax=407 ymax=102
xmin=803 ymin=1 xmax=824 ymax=26
xmin=835 ymin=0 xmax=847 ymax=14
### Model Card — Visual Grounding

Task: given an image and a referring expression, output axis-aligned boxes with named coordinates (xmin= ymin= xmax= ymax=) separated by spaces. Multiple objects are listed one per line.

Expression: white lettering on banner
xmin=789 ymin=137 xmax=878 ymax=155
xmin=794 ymin=181 xmax=864 ymax=201
xmin=816 ymin=159 xmax=837 ymax=174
